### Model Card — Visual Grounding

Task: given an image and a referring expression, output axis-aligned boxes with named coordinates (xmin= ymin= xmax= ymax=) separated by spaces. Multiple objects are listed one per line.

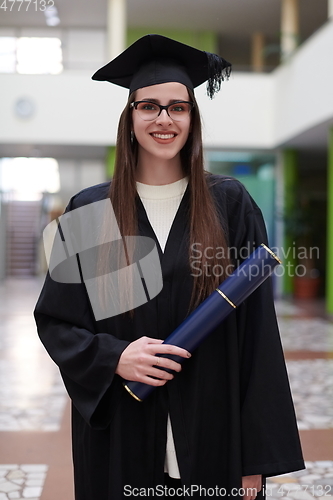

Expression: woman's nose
xmin=155 ymin=109 xmax=173 ymax=125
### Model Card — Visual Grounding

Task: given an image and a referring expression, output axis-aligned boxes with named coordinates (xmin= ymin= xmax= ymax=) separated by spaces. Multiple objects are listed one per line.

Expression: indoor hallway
xmin=0 ymin=278 xmax=332 ymax=500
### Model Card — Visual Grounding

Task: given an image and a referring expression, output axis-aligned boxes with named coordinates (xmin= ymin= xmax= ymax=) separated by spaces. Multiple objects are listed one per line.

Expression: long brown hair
xmin=110 ymin=88 xmax=231 ymax=311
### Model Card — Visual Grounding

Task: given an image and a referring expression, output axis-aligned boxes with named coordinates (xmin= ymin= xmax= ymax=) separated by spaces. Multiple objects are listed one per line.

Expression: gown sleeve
xmin=231 ymin=189 xmax=304 ymax=477
xmin=34 ymin=191 xmax=130 ymax=430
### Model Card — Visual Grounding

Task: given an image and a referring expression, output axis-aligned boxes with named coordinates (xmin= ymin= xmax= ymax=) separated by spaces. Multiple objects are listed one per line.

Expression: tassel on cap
xmin=205 ymin=52 xmax=232 ymax=99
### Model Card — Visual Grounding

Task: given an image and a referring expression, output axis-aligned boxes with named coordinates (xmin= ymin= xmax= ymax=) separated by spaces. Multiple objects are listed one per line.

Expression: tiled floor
xmin=286 ymin=360 xmax=333 ymax=429
xmin=278 ymin=317 xmax=333 ymax=352
xmin=0 ymin=280 xmax=67 ymax=433
xmin=0 ymin=279 xmax=332 ymax=499
xmin=266 ymin=461 xmax=333 ymax=499
xmin=0 ymin=464 xmax=48 ymax=500
xmin=0 ymin=279 xmax=72 ymax=500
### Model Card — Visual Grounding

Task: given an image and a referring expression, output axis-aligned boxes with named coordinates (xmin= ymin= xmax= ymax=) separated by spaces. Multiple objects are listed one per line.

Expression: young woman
xmin=34 ymin=35 xmax=304 ymax=500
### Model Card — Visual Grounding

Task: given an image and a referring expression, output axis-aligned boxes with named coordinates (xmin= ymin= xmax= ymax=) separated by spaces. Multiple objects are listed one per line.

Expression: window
xmin=0 ymin=157 xmax=60 ymax=201
xmin=0 ymin=36 xmax=63 ymax=74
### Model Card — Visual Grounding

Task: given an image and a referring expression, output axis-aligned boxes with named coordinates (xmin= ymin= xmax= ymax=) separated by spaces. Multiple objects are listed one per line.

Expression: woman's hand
xmin=242 ymin=475 xmax=262 ymax=500
xmin=115 ymin=336 xmax=191 ymax=386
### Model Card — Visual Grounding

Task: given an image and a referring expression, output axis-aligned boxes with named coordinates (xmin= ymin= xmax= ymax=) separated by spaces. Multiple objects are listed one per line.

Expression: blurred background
xmin=0 ymin=1 xmax=333 ymax=499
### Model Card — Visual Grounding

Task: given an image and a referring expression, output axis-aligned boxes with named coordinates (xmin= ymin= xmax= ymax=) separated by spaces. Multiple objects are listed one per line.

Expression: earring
xmin=130 ymin=131 xmax=134 ymax=144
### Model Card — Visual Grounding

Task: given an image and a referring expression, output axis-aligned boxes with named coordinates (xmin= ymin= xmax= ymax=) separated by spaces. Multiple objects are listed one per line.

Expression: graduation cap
xmin=92 ymin=34 xmax=231 ymax=99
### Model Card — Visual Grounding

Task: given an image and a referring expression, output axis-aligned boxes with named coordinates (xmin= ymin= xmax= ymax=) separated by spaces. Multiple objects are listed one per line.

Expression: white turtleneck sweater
xmin=136 ymin=176 xmax=188 ymax=479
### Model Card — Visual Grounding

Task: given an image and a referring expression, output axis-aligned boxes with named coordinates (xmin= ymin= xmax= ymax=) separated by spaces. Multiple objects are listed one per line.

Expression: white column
xmin=251 ymin=32 xmax=265 ymax=72
xmin=107 ymin=0 xmax=127 ymax=60
xmin=328 ymin=0 xmax=333 ymax=19
xmin=281 ymin=0 xmax=299 ymax=61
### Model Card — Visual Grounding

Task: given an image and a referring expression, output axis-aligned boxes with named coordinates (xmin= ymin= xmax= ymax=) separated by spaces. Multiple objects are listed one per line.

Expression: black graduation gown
xmin=34 ymin=175 xmax=304 ymax=500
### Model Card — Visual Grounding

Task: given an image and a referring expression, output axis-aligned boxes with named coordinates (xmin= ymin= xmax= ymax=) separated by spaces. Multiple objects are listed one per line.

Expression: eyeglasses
xmin=130 ymin=100 xmax=194 ymax=121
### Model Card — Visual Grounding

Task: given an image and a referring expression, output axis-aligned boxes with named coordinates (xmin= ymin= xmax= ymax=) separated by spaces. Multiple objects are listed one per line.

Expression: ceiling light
xmin=44 ymin=5 xmax=60 ymax=26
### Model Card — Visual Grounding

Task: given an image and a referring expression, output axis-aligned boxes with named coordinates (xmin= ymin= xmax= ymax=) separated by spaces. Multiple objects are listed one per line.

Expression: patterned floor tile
xmin=0 ymin=464 xmax=47 ymax=500
xmin=267 ymin=461 xmax=333 ymax=499
xmin=0 ymin=280 xmax=67 ymax=432
xmin=278 ymin=317 xmax=333 ymax=352
xmin=275 ymin=301 xmax=304 ymax=317
xmin=286 ymin=360 xmax=333 ymax=429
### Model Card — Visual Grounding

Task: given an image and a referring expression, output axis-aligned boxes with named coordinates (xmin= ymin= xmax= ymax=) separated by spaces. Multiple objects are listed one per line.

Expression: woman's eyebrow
xmin=140 ymin=98 xmax=159 ymax=103
xmin=139 ymin=98 xmax=187 ymax=103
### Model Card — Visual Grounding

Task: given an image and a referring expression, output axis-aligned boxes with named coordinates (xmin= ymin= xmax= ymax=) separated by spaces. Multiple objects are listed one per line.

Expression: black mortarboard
xmin=92 ymin=34 xmax=231 ymax=99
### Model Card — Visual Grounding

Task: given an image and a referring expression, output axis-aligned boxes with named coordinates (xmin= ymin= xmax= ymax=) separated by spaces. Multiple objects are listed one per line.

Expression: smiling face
xmin=132 ymin=82 xmax=192 ymax=172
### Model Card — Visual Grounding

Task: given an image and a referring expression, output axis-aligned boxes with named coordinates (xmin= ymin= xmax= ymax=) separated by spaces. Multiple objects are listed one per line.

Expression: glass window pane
xmin=17 ymin=37 xmax=63 ymax=75
xmin=0 ymin=158 xmax=60 ymax=201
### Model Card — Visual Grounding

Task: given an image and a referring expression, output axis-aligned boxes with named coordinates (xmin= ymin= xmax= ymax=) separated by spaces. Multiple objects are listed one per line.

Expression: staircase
xmin=6 ymin=200 xmax=41 ymax=277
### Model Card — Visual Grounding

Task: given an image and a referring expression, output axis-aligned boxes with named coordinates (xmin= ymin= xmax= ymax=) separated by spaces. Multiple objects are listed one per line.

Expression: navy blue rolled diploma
xmin=123 ymin=243 xmax=281 ymax=402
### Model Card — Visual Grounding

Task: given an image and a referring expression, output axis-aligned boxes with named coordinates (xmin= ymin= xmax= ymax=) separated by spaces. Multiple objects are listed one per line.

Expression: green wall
xmin=236 ymin=172 xmax=275 ymax=245
xmin=283 ymin=149 xmax=298 ymax=295
xmin=127 ymin=29 xmax=218 ymax=53
xmin=327 ymin=128 xmax=333 ymax=313
xmin=106 ymin=146 xmax=116 ymax=179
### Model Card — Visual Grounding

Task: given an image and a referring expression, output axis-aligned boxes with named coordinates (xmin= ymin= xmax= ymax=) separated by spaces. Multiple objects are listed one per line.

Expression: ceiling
xmin=0 ymin=0 xmax=328 ymax=42
xmin=283 ymin=118 xmax=333 ymax=150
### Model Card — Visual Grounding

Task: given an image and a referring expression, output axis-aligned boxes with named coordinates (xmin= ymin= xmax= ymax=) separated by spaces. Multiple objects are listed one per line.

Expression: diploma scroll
xmin=123 ymin=243 xmax=281 ymax=402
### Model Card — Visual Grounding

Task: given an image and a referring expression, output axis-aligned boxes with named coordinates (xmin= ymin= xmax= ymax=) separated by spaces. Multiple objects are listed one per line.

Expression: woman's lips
xmin=150 ymin=132 xmax=177 ymax=144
